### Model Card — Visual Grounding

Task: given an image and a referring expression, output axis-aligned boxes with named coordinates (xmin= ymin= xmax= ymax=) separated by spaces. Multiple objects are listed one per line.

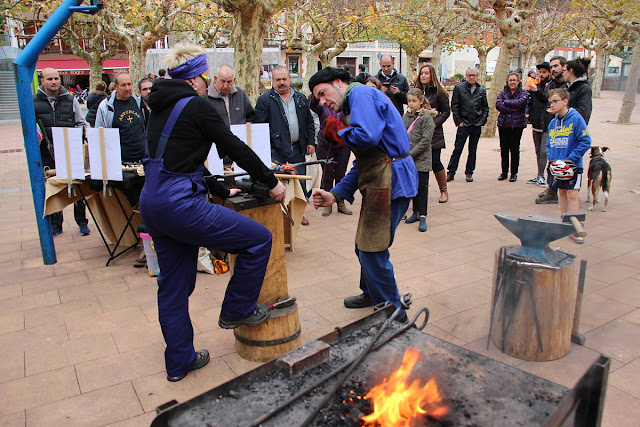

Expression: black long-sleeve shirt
xmin=147 ymin=79 xmax=278 ymax=195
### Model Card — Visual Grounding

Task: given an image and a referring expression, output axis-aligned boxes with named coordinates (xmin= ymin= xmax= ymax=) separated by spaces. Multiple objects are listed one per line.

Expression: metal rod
xmin=487 ymin=247 xmax=506 ymax=349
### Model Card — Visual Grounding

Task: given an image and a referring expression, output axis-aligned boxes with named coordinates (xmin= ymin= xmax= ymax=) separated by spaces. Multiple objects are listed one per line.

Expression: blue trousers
xmin=356 ymin=197 xmax=410 ymax=309
xmin=447 ymin=125 xmax=482 ymax=176
xmin=141 ymin=160 xmax=272 ymax=377
xmin=272 ymin=142 xmax=309 ymax=198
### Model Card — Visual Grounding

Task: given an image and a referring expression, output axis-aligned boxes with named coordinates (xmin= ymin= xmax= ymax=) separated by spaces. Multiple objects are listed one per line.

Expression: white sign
xmin=87 ymin=128 xmax=123 ymax=181
xmin=230 ymin=123 xmax=271 ymax=176
xmin=52 ymin=127 xmax=85 ymax=179
xmin=206 ymin=142 xmax=225 ymax=177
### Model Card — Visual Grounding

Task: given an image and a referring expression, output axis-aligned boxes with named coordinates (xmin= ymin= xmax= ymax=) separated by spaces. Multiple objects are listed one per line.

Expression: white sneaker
xmin=536 ymin=176 xmax=547 ymax=187
xmin=526 ymin=176 xmax=539 ymax=184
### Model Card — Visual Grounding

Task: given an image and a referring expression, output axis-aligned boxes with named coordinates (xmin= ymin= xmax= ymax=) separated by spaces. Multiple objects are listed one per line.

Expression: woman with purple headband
xmin=140 ymin=43 xmax=286 ymax=382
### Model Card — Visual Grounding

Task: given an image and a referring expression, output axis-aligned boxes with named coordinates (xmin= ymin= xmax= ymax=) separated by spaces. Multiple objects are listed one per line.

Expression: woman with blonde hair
xmin=414 ymin=63 xmax=451 ymax=203
xmin=141 ymin=43 xmax=286 ymax=382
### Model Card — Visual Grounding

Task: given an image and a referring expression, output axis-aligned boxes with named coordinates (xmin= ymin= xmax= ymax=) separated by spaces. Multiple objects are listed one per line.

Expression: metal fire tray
xmin=151 ymin=306 xmax=609 ymax=427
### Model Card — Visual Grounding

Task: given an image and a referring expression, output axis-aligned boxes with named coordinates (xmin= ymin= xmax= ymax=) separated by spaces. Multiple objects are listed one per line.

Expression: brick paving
xmin=0 ymin=91 xmax=639 ymax=425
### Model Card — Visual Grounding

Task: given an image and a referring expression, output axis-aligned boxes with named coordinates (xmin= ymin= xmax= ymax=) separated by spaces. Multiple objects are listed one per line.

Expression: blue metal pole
xmin=13 ymin=0 xmax=85 ymax=265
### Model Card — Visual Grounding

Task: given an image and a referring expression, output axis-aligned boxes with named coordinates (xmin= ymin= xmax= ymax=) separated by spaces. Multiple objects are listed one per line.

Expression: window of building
xmin=288 ymin=55 xmax=300 ymax=76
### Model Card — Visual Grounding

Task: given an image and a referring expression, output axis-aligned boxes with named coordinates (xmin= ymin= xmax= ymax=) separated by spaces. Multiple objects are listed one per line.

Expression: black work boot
xmin=344 ymin=293 xmax=373 ymax=309
xmin=167 ymin=349 xmax=210 ymax=382
xmin=218 ymin=303 xmax=271 ymax=329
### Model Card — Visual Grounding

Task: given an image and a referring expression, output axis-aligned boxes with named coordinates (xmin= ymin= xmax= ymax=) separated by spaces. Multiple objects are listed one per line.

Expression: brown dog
xmin=585 ymin=146 xmax=612 ymax=212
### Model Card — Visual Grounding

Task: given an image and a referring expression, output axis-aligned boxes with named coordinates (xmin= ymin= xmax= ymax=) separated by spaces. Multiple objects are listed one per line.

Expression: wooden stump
xmin=234 ymin=304 xmax=302 ymax=362
xmin=489 ymin=247 xmax=577 ymax=361
xmin=225 ymin=196 xmax=301 ymax=361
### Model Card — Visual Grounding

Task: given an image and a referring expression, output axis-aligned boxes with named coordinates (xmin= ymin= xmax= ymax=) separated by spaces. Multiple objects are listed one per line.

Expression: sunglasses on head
xmin=200 ymin=74 xmax=211 ymax=88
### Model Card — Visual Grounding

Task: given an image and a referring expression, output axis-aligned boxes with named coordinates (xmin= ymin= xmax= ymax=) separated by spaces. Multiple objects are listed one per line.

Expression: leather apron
xmin=353 ymin=146 xmax=395 ymax=252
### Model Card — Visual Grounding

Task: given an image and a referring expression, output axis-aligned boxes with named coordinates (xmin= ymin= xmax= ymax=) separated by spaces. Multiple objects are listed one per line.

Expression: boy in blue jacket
xmin=546 ymin=88 xmax=591 ymax=243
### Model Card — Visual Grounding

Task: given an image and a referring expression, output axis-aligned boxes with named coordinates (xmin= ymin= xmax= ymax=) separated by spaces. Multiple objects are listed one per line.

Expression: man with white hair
xmin=207 ymin=64 xmax=254 ymax=127
xmin=446 ymin=67 xmax=489 ymax=183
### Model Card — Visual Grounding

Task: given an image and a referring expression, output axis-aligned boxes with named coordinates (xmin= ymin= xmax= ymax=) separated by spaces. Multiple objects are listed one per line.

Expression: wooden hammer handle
xmin=569 ymin=216 xmax=587 ymax=237
xmin=275 ymin=174 xmax=311 ymax=180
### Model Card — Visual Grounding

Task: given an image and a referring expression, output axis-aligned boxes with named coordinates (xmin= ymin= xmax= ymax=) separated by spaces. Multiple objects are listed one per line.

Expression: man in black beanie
xmin=309 ymin=67 xmax=418 ymax=321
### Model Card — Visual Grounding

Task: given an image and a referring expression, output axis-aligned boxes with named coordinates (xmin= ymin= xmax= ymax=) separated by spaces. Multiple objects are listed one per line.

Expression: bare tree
xmin=568 ymin=9 xmax=627 ymax=98
xmin=591 ymin=1 xmax=640 ymax=123
xmin=454 ymin=0 xmax=541 ymax=138
xmin=216 ymin=0 xmax=295 ymax=103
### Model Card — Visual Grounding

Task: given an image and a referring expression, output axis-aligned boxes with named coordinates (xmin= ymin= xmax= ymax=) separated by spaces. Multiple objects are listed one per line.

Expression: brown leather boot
xmin=434 ymin=170 xmax=448 ymax=203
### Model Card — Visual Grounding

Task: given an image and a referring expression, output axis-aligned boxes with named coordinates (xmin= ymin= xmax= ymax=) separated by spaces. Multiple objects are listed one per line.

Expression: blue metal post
xmin=13 ymin=0 xmax=95 ymax=265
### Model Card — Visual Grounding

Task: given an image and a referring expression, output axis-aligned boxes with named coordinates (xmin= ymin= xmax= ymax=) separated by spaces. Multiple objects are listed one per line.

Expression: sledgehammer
xmin=562 ymin=212 xmax=586 ymax=237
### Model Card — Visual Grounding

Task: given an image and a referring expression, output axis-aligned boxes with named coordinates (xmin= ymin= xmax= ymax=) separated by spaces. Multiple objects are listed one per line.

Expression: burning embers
xmin=345 ymin=348 xmax=448 ymax=426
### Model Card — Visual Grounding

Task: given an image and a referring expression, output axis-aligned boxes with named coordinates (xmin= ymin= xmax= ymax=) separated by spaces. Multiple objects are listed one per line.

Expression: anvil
xmin=494 ymin=213 xmax=578 ymax=266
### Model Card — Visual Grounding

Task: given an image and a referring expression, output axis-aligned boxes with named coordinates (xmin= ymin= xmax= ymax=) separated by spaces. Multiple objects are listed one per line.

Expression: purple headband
xmin=167 ymin=54 xmax=209 ymax=80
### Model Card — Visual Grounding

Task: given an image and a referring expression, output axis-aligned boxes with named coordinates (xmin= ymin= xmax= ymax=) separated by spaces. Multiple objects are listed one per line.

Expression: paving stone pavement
xmin=0 ymin=91 xmax=639 ymax=425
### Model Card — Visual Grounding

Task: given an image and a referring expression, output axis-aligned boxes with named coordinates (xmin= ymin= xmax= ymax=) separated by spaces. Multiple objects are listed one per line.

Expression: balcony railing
xmin=17 ymin=35 xmax=125 ymax=54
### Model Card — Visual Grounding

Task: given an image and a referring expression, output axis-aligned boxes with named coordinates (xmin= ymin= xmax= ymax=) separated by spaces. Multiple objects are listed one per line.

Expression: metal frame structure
xmin=13 ymin=0 xmax=103 ymax=265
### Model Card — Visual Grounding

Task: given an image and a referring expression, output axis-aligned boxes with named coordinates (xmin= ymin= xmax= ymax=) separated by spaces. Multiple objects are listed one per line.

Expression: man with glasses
xmin=207 ymin=64 xmax=254 ymax=128
xmin=447 ymin=67 xmax=489 ymax=182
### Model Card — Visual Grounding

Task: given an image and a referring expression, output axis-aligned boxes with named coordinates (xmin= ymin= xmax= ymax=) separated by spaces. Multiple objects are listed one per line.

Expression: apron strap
xmin=145 ymin=96 xmax=194 ymax=159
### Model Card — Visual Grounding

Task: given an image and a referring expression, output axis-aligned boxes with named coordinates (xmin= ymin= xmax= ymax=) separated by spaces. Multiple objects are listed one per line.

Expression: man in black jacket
xmin=255 ymin=65 xmax=315 ymax=224
xmin=526 ymin=62 xmax=552 ymax=187
xmin=207 ymin=64 xmax=254 ymax=127
xmin=376 ymin=54 xmax=410 ymax=115
xmin=447 ymin=67 xmax=489 ymax=182
xmin=355 ymin=64 xmax=370 ymax=84
xmin=34 ymin=67 xmax=90 ymax=237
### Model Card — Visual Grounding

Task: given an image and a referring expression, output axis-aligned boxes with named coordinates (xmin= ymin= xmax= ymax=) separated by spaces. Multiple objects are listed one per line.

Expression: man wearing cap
xmin=309 ymin=67 xmax=418 ymax=319
xmin=526 ymin=62 xmax=552 ymax=187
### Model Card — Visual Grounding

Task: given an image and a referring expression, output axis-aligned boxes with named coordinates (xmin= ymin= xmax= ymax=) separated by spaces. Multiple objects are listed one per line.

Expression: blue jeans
xmin=447 ymin=125 xmax=482 ymax=176
xmin=356 ymin=197 xmax=410 ymax=309
xmin=272 ymin=142 xmax=308 ymax=198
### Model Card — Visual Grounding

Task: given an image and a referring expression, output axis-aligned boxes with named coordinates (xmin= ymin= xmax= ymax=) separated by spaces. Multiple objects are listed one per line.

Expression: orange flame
xmin=361 ymin=348 xmax=448 ymax=426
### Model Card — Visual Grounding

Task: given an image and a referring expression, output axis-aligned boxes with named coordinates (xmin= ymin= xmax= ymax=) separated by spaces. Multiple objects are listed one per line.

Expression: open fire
xmin=360 ymin=348 xmax=448 ymax=426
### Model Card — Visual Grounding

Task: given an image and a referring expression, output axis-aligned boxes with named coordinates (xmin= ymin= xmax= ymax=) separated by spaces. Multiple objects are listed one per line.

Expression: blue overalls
xmin=140 ymin=97 xmax=273 ymax=377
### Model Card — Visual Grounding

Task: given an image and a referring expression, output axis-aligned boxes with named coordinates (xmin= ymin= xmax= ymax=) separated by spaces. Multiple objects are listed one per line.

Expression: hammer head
xmin=562 ymin=213 xmax=586 ymax=222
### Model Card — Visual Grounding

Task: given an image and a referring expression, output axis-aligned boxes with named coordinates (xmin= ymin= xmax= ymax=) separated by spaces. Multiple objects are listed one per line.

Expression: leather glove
xmin=322 ymin=116 xmax=347 ymax=148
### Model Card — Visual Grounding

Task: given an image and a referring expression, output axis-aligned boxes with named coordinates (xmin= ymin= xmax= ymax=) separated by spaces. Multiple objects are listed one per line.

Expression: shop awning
xmin=36 ymin=58 xmax=129 ymax=75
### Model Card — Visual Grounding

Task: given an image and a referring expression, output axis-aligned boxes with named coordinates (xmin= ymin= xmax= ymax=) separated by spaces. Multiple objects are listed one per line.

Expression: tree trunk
xmin=618 ymin=40 xmax=640 ymax=124
xmin=477 ymin=48 xmax=490 ymax=86
xmin=592 ymin=47 xmax=607 ymax=99
xmin=406 ymin=53 xmax=418 ymax=78
xmin=88 ymin=58 xmax=105 ymax=91
xmin=431 ymin=41 xmax=443 ymax=78
xmin=482 ymin=41 xmax=514 ymax=138
xmin=126 ymin=41 xmax=148 ymax=86
xmin=231 ymin=7 xmax=271 ymax=104
xmin=534 ymin=51 xmax=548 ymax=66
